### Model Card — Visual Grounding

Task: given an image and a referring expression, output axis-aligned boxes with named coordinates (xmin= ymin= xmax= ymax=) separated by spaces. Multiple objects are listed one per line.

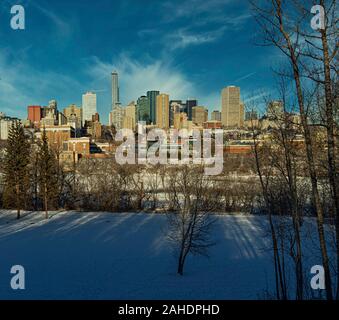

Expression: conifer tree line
xmin=1 ymin=122 xmax=60 ymax=219
xmin=2 ymin=121 xmax=30 ymax=219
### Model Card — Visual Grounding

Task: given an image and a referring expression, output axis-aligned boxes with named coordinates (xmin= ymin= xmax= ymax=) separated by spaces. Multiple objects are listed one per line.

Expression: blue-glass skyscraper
xmin=147 ymin=90 xmax=159 ymax=124
xmin=185 ymin=99 xmax=197 ymax=121
xmin=137 ymin=95 xmax=150 ymax=123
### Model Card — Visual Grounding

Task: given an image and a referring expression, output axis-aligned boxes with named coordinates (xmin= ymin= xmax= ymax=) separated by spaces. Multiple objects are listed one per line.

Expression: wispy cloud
xmin=234 ymin=72 xmax=256 ymax=83
xmin=166 ymin=26 xmax=228 ymax=50
xmin=143 ymin=0 xmax=251 ymax=51
xmin=243 ymin=91 xmax=270 ymax=104
xmin=242 ymin=89 xmax=271 ymax=115
xmin=162 ymin=0 xmax=234 ymax=20
xmin=0 ymin=49 xmax=82 ymax=118
xmin=31 ymin=1 xmax=74 ymax=39
xmin=237 ymin=89 xmax=271 ymax=116
xmin=161 ymin=0 xmax=251 ymax=27
xmin=86 ymin=54 xmax=197 ymax=104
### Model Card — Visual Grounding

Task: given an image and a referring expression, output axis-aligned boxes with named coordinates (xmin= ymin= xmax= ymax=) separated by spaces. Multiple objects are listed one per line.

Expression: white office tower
xmin=82 ymin=91 xmax=97 ymax=122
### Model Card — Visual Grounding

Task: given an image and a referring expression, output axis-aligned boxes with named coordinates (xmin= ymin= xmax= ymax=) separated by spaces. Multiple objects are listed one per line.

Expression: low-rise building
xmin=203 ymin=120 xmax=222 ymax=129
xmin=211 ymin=110 xmax=221 ymax=121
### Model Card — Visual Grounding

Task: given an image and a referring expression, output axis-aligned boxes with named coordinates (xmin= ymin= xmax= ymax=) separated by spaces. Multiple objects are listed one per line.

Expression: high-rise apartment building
xmin=192 ymin=106 xmax=208 ymax=126
xmin=109 ymin=105 xmax=125 ymax=130
xmin=221 ymin=86 xmax=244 ymax=128
xmin=147 ymin=90 xmax=159 ymax=124
xmin=0 ymin=113 xmax=20 ymax=140
xmin=169 ymin=100 xmax=184 ymax=126
xmin=82 ymin=92 xmax=97 ymax=122
xmin=156 ymin=93 xmax=170 ymax=129
xmin=28 ymin=105 xmax=42 ymax=124
xmin=111 ymin=71 xmax=120 ymax=109
xmin=185 ymin=99 xmax=197 ymax=121
xmin=211 ymin=110 xmax=221 ymax=121
xmin=123 ymin=102 xmax=136 ymax=131
xmin=137 ymin=96 xmax=150 ymax=123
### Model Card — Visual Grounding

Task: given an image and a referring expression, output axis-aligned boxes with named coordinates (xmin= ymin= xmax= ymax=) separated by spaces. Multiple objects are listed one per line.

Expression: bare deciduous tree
xmin=166 ymin=165 xmax=220 ymax=275
xmin=251 ymin=0 xmax=334 ymax=299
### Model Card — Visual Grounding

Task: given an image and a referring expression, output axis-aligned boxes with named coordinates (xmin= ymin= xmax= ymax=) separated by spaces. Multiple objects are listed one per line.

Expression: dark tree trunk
xmin=44 ymin=183 xmax=48 ymax=219
xmin=16 ymin=184 xmax=21 ymax=220
xmin=319 ymin=5 xmax=339 ymax=297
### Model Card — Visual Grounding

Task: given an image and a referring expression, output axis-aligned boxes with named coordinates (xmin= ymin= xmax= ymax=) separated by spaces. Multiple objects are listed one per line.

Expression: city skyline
xmin=0 ymin=0 xmax=279 ymax=121
xmin=0 ymin=60 xmax=262 ymax=125
xmin=0 ymin=0 xmax=336 ymax=305
xmin=0 ymin=78 xmax=268 ymax=129
xmin=2 ymin=67 xmax=251 ymax=127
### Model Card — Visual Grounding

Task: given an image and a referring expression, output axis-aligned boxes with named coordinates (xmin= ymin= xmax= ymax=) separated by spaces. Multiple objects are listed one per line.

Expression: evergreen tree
xmin=3 ymin=121 xmax=30 ymax=219
xmin=37 ymin=128 xmax=58 ymax=219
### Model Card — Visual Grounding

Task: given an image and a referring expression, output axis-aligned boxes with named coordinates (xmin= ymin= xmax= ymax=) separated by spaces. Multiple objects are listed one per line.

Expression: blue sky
xmin=0 ymin=0 xmax=283 ymax=123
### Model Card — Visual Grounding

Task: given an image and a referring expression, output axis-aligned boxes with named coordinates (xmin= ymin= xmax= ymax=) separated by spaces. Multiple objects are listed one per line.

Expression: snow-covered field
xmin=0 ymin=211 xmax=325 ymax=300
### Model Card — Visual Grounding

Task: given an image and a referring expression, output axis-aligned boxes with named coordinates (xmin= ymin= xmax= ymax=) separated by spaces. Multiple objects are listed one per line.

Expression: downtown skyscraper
xmin=147 ymin=90 xmax=159 ymax=124
xmin=109 ymin=71 xmax=121 ymax=126
xmin=82 ymin=91 xmax=97 ymax=122
xmin=137 ymin=95 xmax=150 ymax=123
xmin=111 ymin=71 xmax=120 ymax=109
xmin=185 ymin=99 xmax=197 ymax=121
xmin=156 ymin=93 xmax=169 ymax=129
xmin=221 ymin=86 xmax=244 ymax=128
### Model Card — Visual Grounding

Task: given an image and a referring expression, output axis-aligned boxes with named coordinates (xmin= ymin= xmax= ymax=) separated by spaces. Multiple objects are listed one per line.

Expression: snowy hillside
xmin=0 ymin=211 xmax=325 ymax=299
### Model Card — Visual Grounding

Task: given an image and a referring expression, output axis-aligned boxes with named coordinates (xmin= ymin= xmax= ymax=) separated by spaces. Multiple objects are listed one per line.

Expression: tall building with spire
xmin=111 ymin=71 xmax=120 ymax=109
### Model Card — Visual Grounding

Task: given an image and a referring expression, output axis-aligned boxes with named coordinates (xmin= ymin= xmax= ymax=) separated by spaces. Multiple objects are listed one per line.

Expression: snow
xmin=0 ymin=211 xmax=327 ymax=300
